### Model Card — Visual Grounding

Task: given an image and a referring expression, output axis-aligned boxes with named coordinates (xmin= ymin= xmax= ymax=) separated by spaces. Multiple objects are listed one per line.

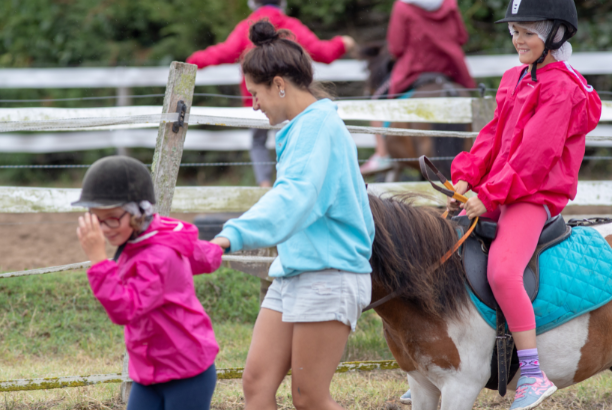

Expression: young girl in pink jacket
xmin=449 ymin=0 xmax=601 ymax=409
xmin=74 ymin=156 xmax=223 ymax=410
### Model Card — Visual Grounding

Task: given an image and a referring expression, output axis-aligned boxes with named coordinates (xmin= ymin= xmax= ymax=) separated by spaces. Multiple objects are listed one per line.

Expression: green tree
xmin=1 ymin=0 xmax=610 ymax=68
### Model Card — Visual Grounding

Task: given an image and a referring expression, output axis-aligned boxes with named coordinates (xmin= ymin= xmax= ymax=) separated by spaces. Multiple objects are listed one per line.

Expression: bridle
xmin=362 ymin=156 xmax=478 ymax=312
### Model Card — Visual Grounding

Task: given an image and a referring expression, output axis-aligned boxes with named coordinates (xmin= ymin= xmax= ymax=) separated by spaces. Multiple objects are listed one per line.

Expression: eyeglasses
xmin=95 ymin=211 xmax=129 ymax=228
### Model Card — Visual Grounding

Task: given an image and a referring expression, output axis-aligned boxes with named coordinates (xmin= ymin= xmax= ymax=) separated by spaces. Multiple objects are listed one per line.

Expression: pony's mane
xmin=369 ymin=193 xmax=469 ymax=319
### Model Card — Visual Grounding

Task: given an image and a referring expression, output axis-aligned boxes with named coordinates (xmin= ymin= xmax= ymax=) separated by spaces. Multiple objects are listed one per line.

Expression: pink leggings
xmin=473 ymin=203 xmax=548 ymax=332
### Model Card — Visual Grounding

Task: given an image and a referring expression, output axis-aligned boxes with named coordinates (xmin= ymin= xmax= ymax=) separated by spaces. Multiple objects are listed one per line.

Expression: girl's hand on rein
xmin=447 ymin=180 xmax=469 ymax=212
xmin=77 ymin=213 xmax=108 ymax=265
xmin=461 ymin=197 xmax=487 ymax=220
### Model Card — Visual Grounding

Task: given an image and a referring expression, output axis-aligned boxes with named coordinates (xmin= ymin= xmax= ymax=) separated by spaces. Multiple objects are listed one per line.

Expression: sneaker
xmin=510 ymin=372 xmax=557 ymax=410
xmin=360 ymin=154 xmax=392 ymax=175
xmin=399 ymin=389 xmax=412 ymax=404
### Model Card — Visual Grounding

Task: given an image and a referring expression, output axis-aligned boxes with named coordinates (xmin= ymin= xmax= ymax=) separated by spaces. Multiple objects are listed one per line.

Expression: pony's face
xmin=510 ymin=23 xmax=546 ymax=65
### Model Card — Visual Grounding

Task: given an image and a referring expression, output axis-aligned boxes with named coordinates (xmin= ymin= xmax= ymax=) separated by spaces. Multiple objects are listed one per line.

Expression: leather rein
xmin=362 ymin=156 xmax=479 ymax=312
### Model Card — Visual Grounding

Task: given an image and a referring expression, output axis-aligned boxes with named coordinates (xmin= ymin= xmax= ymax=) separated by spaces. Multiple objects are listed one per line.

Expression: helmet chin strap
xmin=531 ymin=20 xmax=567 ymax=82
xmin=530 ymin=49 xmax=548 ymax=82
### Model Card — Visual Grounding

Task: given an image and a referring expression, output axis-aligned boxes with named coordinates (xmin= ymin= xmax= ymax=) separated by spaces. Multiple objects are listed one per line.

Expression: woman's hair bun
xmin=250 ymin=20 xmax=280 ymax=47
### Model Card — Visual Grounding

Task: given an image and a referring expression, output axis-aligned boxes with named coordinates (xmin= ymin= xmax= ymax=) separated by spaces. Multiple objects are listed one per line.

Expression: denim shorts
xmin=261 ymin=269 xmax=372 ymax=331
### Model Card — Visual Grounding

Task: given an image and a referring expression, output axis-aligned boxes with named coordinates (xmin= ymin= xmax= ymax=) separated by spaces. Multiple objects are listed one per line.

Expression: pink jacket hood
xmin=127 ymin=215 xmax=198 ymax=256
xmin=87 ymin=215 xmax=223 ymax=385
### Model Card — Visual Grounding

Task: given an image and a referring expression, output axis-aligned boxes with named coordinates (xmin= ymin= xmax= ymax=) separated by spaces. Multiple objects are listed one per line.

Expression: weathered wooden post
xmin=471 ymin=97 xmax=497 ymax=132
xmin=151 ymin=62 xmax=197 ymax=215
xmin=120 ymin=61 xmax=197 ymax=403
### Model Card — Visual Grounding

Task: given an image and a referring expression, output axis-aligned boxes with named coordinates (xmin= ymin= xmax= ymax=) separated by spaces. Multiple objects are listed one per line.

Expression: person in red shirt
xmin=361 ymin=0 xmax=476 ymax=176
xmin=449 ymin=0 xmax=601 ymax=408
xmin=187 ymin=0 xmax=355 ymax=187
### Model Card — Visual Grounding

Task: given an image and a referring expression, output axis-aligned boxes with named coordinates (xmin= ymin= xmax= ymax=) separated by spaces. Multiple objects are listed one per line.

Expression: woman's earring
xmin=279 ymin=89 xmax=286 ymax=98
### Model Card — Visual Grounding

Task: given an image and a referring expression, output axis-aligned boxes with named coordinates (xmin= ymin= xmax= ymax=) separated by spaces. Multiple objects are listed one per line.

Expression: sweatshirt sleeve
xmin=189 ymin=241 xmax=224 ymax=275
xmin=217 ymin=113 xmax=333 ymax=253
xmin=186 ymin=21 xmax=249 ymax=68
xmin=451 ymin=86 xmax=507 ymax=187
xmin=387 ymin=2 xmax=408 ymax=59
xmin=287 ymin=17 xmax=346 ymax=64
xmin=476 ymin=86 xmax=577 ymax=212
xmin=87 ymin=259 xmax=166 ymax=326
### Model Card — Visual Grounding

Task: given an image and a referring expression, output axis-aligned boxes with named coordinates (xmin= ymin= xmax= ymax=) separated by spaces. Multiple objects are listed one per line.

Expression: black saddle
xmin=454 ymin=214 xmax=571 ymax=310
xmin=452 ymin=214 xmax=571 ymax=395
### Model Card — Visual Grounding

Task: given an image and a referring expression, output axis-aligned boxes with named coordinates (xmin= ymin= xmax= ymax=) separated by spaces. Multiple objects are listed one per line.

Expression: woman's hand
xmin=77 ymin=213 xmax=108 ymax=265
xmin=210 ymin=237 xmax=230 ymax=250
xmin=447 ymin=180 xmax=469 ymax=212
xmin=461 ymin=197 xmax=487 ymax=220
xmin=341 ymin=36 xmax=356 ymax=53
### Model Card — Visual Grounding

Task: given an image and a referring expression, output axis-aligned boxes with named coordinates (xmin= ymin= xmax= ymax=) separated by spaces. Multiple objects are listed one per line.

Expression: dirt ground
xmin=1 ymin=206 xmax=611 ymax=272
xmin=0 ymin=212 xmax=201 ymax=272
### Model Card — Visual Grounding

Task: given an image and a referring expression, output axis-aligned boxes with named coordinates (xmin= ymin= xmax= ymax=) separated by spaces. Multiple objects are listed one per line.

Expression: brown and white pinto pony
xmin=368 ymin=194 xmax=612 ymax=410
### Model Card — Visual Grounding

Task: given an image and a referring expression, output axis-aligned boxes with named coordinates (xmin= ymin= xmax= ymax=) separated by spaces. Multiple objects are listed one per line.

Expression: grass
xmin=1 ymin=269 xmax=612 ymax=409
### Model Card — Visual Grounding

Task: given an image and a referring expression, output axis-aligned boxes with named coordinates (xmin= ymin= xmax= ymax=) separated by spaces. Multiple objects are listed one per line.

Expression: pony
xmin=368 ymin=193 xmax=612 ymax=410
xmin=358 ymin=42 xmax=472 ymax=180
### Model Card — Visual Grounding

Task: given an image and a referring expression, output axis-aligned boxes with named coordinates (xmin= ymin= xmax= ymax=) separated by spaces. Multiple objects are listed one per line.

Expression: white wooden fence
xmin=1 ymin=52 xmax=611 ymax=153
xmin=0 ymin=60 xmax=611 ymax=396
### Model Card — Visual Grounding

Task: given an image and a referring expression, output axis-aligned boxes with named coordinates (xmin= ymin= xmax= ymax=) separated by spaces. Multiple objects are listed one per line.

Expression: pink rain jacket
xmin=452 ymin=62 xmax=602 ymax=216
xmin=87 ymin=215 xmax=223 ymax=385
xmin=387 ymin=0 xmax=476 ymax=95
xmin=186 ymin=6 xmax=346 ymax=107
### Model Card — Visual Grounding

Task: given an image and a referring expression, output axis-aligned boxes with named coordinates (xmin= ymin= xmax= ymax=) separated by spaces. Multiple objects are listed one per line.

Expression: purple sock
xmin=517 ymin=348 xmax=543 ymax=378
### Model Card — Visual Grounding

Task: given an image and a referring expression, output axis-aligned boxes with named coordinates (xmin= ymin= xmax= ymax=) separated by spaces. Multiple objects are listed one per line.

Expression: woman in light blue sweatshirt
xmin=210 ymin=20 xmax=374 ymax=410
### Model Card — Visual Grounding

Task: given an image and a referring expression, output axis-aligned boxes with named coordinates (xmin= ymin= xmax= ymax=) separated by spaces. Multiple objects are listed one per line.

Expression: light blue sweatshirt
xmin=217 ymin=99 xmax=375 ymax=278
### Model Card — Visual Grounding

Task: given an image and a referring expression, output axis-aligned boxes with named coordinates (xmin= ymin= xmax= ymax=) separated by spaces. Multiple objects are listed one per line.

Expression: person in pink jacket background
xmin=187 ymin=0 xmax=355 ymax=188
xmin=73 ymin=156 xmax=223 ymax=410
xmin=448 ymin=0 xmax=602 ymax=409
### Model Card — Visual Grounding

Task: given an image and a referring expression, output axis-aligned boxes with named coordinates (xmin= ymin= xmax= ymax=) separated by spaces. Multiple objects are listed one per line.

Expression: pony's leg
xmin=438 ymin=303 xmax=495 ymax=410
xmin=439 ymin=379 xmax=483 ymax=410
xmin=407 ymin=372 xmax=440 ymax=410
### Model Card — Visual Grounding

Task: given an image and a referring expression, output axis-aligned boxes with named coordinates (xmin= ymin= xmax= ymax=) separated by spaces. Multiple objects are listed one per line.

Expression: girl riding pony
xmin=450 ymin=0 xmax=602 ymax=409
xmin=361 ymin=0 xmax=475 ymax=176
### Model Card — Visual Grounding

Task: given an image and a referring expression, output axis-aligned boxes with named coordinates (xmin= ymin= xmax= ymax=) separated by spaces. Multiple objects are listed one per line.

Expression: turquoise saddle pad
xmin=470 ymin=226 xmax=612 ymax=334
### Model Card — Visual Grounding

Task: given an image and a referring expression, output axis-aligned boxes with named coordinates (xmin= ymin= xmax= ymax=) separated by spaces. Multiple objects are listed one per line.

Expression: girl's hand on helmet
xmin=341 ymin=36 xmax=356 ymax=53
xmin=77 ymin=213 xmax=108 ymax=265
xmin=461 ymin=196 xmax=487 ymax=220
xmin=210 ymin=237 xmax=230 ymax=251
xmin=447 ymin=180 xmax=469 ymax=212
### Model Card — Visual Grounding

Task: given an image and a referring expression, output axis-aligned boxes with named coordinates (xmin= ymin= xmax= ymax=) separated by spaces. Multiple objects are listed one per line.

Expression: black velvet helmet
xmin=71 ymin=156 xmax=156 ymax=208
xmin=496 ymin=0 xmax=578 ymax=82
xmin=496 ymin=0 xmax=578 ymax=40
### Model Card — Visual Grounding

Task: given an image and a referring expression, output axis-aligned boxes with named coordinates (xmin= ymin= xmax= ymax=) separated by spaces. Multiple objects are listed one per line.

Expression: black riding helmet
xmin=71 ymin=156 xmax=156 ymax=208
xmin=496 ymin=0 xmax=578 ymax=81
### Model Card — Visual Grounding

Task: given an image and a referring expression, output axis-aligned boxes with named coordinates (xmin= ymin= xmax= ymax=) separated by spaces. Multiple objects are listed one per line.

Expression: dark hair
xmin=242 ymin=20 xmax=314 ymax=91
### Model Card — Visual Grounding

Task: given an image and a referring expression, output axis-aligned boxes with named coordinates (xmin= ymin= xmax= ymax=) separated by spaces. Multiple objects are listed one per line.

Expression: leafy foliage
xmin=1 ymin=0 xmax=610 ymax=68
